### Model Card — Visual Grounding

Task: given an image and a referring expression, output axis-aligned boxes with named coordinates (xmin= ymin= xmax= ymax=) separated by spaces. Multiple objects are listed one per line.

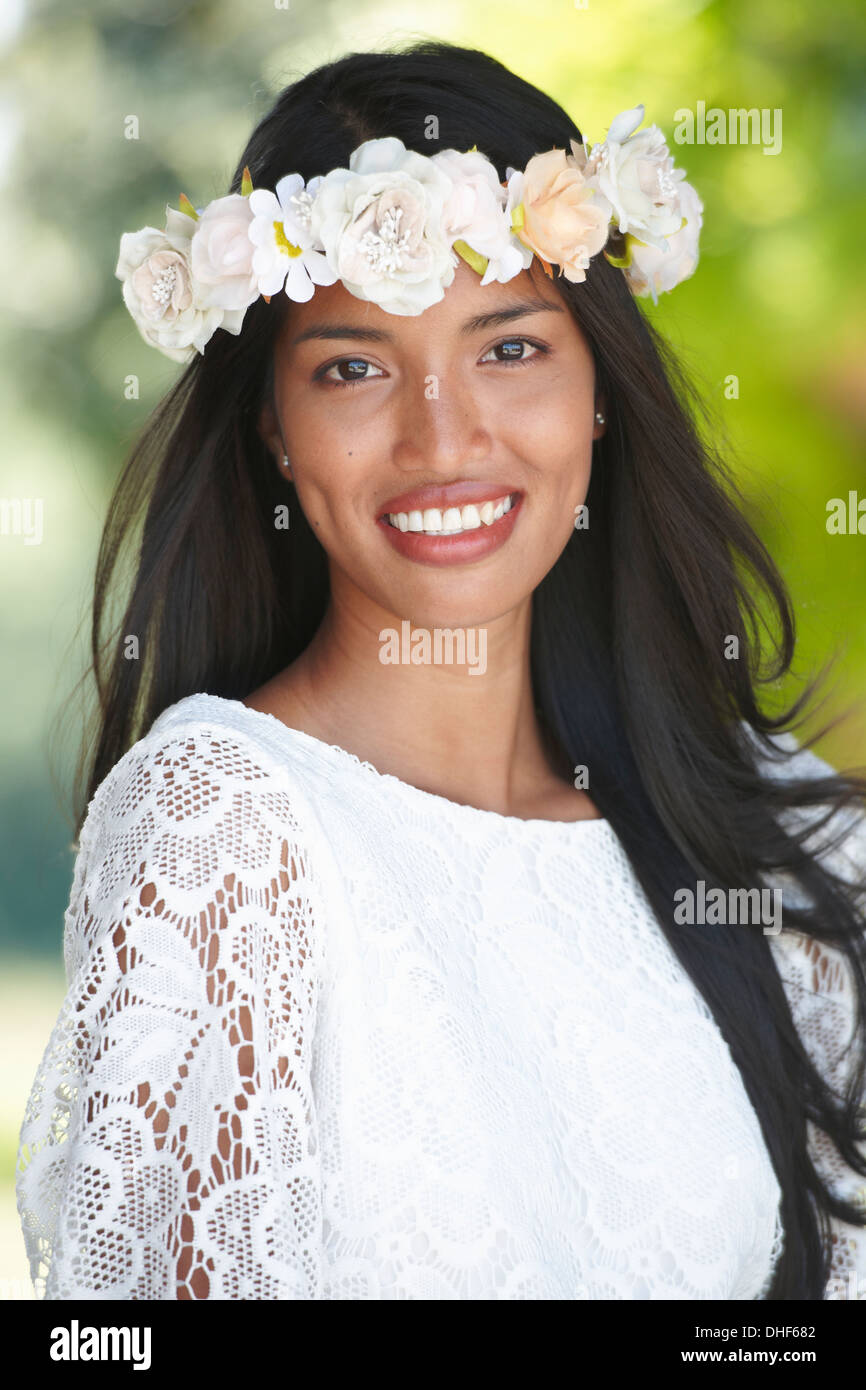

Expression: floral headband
xmin=116 ymin=104 xmax=702 ymax=363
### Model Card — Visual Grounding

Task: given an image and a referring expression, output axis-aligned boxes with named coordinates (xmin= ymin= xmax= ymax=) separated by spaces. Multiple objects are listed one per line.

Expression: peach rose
xmin=508 ymin=149 xmax=612 ymax=283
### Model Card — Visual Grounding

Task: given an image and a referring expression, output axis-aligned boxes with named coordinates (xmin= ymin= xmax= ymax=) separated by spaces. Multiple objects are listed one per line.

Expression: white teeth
xmin=385 ymin=494 xmax=515 ymax=534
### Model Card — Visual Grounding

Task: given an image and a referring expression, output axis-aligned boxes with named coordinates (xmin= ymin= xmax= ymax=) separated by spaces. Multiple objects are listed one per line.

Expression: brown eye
xmin=335 ymin=359 xmax=370 ymax=381
xmin=316 ymin=358 xmax=386 ymax=386
xmin=480 ymin=338 xmax=547 ymax=365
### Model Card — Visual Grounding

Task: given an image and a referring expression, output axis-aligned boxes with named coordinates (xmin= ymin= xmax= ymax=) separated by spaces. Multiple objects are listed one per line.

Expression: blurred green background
xmin=1 ymin=0 xmax=864 ymax=1295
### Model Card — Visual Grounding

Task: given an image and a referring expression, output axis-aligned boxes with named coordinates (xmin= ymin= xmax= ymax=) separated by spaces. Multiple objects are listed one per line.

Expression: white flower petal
xmin=164 ymin=206 xmax=196 ymax=247
xmin=259 ymin=261 xmax=289 ymax=296
xmin=115 ymin=227 xmax=164 ymax=279
xmin=607 ymin=104 xmax=645 ymax=144
xmin=248 ymin=218 xmax=274 ymax=248
xmin=219 ymin=306 xmax=248 ymax=335
xmin=248 ymin=188 xmax=279 ymax=218
xmin=251 ymin=244 xmax=277 ymax=275
xmin=348 ymin=136 xmax=411 ymax=175
xmin=303 ymin=249 xmax=338 ymax=287
xmin=284 ymin=261 xmax=316 ymax=302
xmin=275 ymin=172 xmax=304 ymax=207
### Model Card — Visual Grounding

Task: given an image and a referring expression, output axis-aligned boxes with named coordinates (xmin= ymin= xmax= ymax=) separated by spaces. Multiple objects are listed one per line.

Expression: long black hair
xmin=71 ymin=39 xmax=866 ymax=1298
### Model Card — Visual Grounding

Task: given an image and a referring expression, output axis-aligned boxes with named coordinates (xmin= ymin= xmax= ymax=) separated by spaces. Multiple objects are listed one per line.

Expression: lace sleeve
xmin=767 ymin=775 xmax=866 ymax=1301
xmin=15 ymin=726 xmax=325 ymax=1300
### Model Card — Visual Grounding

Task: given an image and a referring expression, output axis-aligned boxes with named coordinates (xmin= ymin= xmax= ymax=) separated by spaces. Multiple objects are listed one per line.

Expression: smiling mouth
xmin=382 ymin=492 xmax=518 ymax=535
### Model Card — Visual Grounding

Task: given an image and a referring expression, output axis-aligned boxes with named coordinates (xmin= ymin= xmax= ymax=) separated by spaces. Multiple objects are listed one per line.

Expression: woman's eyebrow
xmin=288 ymin=299 xmax=565 ymax=348
xmin=461 ymin=301 xmax=566 ymax=334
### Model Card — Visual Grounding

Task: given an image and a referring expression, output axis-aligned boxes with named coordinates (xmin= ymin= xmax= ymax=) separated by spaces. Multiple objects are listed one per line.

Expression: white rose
xmin=308 ymin=136 xmax=458 ymax=315
xmin=431 ymin=148 xmax=528 ymax=286
xmin=624 ymin=179 xmax=703 ymax=299
xmin=189 ymin=193 xmax=259 ymax=312
xmin=116 ymin=206 xmax=245 ymax=362
xmin=578 ymin=105 xmax=685 ymax=249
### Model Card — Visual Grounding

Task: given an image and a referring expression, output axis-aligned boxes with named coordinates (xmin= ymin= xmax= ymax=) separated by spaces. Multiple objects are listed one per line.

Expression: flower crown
xmin=116 ymin=103 xmax=702 ymax=363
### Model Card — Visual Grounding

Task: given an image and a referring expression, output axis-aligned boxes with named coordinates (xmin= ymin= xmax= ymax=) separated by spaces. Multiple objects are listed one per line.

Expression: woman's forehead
xmin=278 ymin=258 xmax=571 ymax=351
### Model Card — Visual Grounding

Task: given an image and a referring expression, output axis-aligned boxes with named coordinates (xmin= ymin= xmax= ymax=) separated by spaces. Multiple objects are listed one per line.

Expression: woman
xmin=16 ymin=39 xmax=866 ymax=1300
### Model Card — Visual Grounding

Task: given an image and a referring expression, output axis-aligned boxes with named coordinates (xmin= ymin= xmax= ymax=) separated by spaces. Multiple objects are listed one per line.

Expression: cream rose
xmin=309 ymin=137 xmax=458 ymax=315
xmin=116 ymin=207 xmax=246 ymax=362
xmin=189 ymin=193 xmax=259 ymax=312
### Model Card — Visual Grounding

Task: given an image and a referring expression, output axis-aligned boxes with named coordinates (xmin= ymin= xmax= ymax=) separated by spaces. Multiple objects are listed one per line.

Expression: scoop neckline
xmin=168 ymin=692 xmax=613 ymax=836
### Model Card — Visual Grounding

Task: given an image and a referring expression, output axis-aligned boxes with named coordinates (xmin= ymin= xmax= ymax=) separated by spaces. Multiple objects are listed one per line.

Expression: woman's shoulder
xmin=80 ymin=692 xmax=330 ymax=840
xmin=64 ymin=692 xmax=342 ymax=982
xmin=72 ymin=693 xmax=339 ymax=924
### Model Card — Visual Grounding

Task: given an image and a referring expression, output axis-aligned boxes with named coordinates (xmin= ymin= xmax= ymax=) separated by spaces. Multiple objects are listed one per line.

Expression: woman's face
xmin=261 ymin=257 xmax=603 ymax=630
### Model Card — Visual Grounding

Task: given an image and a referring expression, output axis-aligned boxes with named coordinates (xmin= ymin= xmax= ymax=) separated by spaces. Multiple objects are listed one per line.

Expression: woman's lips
xmin=378 ymin=480 xmax=521 ymax=516
xmin=377 ymin=491 xmax=523 ymax=567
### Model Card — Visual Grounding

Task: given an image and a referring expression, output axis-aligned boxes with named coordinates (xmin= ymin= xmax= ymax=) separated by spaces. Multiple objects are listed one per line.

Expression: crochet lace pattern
xmin=15 ymin=693 xmax=866 ymax=1299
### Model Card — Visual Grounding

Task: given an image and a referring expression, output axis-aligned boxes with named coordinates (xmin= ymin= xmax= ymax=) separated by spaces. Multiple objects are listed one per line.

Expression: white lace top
xmin=16 ymin=692 xmax=866 ymax=1300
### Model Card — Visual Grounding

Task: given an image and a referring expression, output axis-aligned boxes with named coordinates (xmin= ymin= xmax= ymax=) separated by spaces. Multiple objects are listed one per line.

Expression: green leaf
xmin=453 ymin=239 xmax=489 ymax=275
xmin=177 ymin=192 xmax=198 ymax=221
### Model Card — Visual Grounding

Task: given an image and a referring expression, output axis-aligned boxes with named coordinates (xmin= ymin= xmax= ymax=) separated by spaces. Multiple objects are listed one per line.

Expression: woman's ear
xmin=257 ymin=400 xmax=285 ymax=467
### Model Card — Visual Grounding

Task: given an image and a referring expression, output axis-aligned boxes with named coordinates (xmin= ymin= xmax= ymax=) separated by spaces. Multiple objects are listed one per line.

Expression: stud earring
xmin=282 ymin=454 xmax=293 ymax=478
xmin=595 ymin=411 xmax=605 ymax=425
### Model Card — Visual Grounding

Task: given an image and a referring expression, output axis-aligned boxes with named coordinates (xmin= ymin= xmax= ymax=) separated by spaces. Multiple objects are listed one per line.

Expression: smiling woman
xmin=15 ymin=39 xmax=866 ymax=1302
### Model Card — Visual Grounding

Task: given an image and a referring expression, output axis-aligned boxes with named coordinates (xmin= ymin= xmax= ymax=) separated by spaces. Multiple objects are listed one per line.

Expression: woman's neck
xmin=243 ymin=593 xmax=600 ymax=821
